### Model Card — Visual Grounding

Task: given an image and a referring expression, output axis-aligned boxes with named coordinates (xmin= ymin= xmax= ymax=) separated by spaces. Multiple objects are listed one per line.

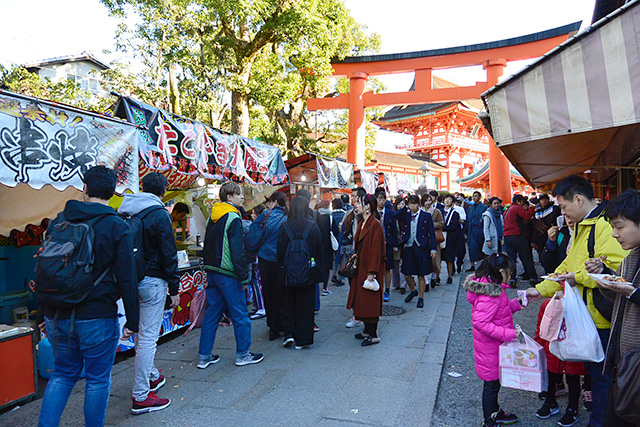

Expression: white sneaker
xmin=250 ymin=309 xmax=266 ymax=320
xmin=345 ymin=317 xmax=363 ymax=328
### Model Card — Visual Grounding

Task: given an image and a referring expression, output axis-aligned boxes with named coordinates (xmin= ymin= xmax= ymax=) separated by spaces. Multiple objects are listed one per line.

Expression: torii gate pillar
xmin=348 ymin=72 xmax=368 ymax=167
xmin=484 ymin=59 xmax=512 ymax=202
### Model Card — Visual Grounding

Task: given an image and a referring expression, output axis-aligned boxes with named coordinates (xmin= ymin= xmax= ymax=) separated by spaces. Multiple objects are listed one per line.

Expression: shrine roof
xmin=334 ymin=22 xmax=581 ymax=64
xmin=457 ymin=161 xmax=524 ymax=185
xmin=372 ymin=151 xmax=448 ymax=172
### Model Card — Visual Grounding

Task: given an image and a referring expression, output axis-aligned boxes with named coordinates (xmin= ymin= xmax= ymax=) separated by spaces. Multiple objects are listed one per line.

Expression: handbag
xmin=435 ymin=230 xmax=445 ymax=244
xmin=339 ymin=240 xmax=362 ymax=278
xmin=362 ymin=277 xmax=380 ymax=291
xmin=329 ymin=215 xmax=339 ymax=251
xmin=613 ymin=349 xmax=640 ymax=424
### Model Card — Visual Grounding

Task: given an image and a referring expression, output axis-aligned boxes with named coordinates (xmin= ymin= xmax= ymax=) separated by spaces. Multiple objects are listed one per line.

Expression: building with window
xmin=23 ymin=51 xmax=109 ymax=100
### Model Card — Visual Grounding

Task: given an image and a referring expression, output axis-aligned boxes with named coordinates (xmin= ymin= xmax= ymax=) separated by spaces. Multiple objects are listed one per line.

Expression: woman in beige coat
xmin=422 ymin=194 xmax=444 ymax=288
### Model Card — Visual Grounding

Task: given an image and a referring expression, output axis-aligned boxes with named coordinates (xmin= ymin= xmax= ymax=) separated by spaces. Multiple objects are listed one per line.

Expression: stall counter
xmin=116 ymin=263 xmax=206 ymax=352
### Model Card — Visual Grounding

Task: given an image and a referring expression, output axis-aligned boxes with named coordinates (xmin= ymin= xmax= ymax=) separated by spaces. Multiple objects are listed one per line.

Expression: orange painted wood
xmin=0 ymin=333 xmax=36 ymax=407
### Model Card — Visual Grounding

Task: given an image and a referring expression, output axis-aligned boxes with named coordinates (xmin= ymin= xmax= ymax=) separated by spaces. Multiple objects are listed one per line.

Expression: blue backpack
xmin=282 ymin=222 xmax=314 ymax=286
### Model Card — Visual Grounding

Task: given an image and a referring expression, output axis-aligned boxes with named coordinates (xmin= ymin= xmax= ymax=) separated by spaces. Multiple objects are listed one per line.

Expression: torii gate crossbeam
xmin=307 ymin=22 xmax=581 ymax=201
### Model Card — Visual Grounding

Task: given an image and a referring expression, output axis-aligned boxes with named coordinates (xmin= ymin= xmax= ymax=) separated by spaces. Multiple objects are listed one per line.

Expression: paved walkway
xmin=1 ymin=276 xmax=461 ymax=427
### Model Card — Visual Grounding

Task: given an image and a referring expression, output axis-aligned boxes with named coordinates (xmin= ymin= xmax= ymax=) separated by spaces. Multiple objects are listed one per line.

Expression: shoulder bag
xmin=339 ymin=240 xmax=362 ymax=278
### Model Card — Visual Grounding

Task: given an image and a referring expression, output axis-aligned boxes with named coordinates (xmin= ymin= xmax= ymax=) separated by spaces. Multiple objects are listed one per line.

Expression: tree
xmin=0 ymin=65 xmax=99 ymax=111
xmin=101 ymin=0 xmax=379 ymax=140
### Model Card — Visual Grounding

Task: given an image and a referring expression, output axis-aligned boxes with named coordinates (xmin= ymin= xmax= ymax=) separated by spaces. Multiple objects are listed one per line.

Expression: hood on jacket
xmin=211 ymin=202 xmax=239 ymax=223
xmin=117 ymin=192 xmax=164 ymax=216
xmin=317 ymin=208 xmax=332 ymax=216
xmin=462 ymin=275 xmax=504 ymax=297
xmin=63 ymin=199 xmax=116 ymax=222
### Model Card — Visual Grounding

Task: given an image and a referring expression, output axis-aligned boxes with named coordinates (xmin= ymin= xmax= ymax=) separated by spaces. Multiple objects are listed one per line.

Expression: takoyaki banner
xmin=112 ymin=96 xmax=290 ymax=187
xmin=0 ymin=91 xmax=139 ymax=194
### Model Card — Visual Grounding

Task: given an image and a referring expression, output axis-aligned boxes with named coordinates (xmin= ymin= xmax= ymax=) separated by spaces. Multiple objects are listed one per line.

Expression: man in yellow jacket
xmin=526 ymin=175 xmax=628 ymax=427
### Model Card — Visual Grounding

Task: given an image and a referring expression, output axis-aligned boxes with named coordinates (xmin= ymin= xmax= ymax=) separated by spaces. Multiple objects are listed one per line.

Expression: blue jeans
xmin=198 ymin=272 xmax=251 ymax=360
xmin=39 ymin=317 xmax=119 ymax=427
xmin=584 ymin=328 xmax=612 ymax=427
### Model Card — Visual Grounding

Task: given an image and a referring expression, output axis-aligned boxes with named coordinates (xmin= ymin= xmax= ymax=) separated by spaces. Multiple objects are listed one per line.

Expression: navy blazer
xmin=394 ymin=207 xmax=437 ymax=251
xmin=378 ymin=206 xmax=399 ymax=247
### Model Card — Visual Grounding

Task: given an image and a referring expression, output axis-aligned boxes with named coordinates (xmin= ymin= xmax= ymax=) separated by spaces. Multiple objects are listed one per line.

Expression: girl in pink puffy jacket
xmin=463 ymin=253 xmax=525 ymax=427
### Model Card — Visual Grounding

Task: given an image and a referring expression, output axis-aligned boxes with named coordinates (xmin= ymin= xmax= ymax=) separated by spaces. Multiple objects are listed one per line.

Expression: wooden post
xmin=484 ymin=59 xmax=512 ymax=202
xmin=348 ymin=72 xmax=368 ymax=167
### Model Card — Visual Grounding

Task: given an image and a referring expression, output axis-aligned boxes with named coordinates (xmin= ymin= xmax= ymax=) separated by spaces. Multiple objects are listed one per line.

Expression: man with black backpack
xmin=36 ymin=166 xmax=139 ymax=427
xmin=118 ymin=172 xmax=180 ymax=414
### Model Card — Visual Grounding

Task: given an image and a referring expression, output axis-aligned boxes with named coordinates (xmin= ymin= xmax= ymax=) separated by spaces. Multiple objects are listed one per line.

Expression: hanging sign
xmin=0 ymin=91 xmax=139 ymax=194
xmin=112 ymin=97 xmax=290 ymax=186
xmin=316 ymin=157 xmax=354 ymax=188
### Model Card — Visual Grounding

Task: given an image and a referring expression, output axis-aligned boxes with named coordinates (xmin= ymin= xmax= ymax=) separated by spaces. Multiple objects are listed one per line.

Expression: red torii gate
xmin=307 ymin=22 xmax=580 ymax=201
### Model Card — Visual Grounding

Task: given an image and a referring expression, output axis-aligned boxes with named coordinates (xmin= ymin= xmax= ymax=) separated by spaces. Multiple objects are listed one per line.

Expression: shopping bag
xmin=362 ymin=277 xmax=380 ymax=291
xmin=549 ymin=285 xmax=605 ymax=363
xmin=183 ymin=288 xmax=207 ymax=336
xmin=539 ymin=293 xmax=564 ymax=342
xmin=499 ymin=325 xmax=548 ymax=392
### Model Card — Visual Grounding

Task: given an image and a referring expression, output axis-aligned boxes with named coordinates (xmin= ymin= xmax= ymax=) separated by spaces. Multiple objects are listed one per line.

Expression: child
xmin=534 ymin=298 xmax=584 ymax=426
xmin=463 ymin=253 xmax=523 ymax=426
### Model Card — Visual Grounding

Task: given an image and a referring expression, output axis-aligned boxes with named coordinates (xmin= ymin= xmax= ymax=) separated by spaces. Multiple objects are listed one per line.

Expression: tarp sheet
xmin=0 ymin=91 xmax=139 ymax=194
xmin=112 ymin=96 xmax=290 ymax=187
xmin=316 ymin=156 xmax=354 ymax=188
xmin=482 ymin=0 xmax=640 ymax=186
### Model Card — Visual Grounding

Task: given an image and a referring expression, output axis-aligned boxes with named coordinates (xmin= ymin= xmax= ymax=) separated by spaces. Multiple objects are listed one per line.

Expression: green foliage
xmin=0 ymin=65 xmax=99 ymax=111
xmin=101 ymin=0 xmax=381 ymax=155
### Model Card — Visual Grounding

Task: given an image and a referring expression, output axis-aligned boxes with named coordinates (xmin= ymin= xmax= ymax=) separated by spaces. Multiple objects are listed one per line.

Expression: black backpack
xmin=119 ymin=206 xmax=164 ymax=283
xmin=282 ymin=222 xmax=314 ymax=286
xmin=35 ymin=213 xmax=113 ymax=308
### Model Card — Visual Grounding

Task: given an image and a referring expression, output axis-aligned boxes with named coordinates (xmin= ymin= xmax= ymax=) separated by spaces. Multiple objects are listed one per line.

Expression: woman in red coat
xmin=346 ymin=193 xmax=386 ymax=346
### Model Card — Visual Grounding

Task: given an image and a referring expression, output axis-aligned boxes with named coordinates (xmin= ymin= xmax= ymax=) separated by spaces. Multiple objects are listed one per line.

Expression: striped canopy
xmin=482 ymin=0 xmax=640 ymax=186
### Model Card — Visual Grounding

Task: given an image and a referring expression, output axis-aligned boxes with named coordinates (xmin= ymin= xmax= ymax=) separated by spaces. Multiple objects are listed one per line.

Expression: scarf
xmin=489 ymin=207 xmax=504 ymax=238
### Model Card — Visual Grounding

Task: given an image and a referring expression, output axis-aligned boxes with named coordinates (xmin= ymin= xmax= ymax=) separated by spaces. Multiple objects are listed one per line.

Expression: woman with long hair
xmin=442 ymin=194 xmax=461 ymax=285
xmin=423 ymin=193 xmax=444 ymax=288
xmin=276 ymin=196 xmax=323 ymax=349
xmin=347 ymin=194 xmax=386 ymax=346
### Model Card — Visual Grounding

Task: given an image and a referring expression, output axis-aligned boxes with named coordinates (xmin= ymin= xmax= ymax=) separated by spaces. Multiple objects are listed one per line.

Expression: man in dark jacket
xmin=118 ymin=172 xmax=180 ymax=414
xmin=532 ymin=194 xmax=562 ymax=253
xmin=198 ymin=181 xmax=264 ymax=369
xmin=38 ymin=166 xmax=139 ymax=427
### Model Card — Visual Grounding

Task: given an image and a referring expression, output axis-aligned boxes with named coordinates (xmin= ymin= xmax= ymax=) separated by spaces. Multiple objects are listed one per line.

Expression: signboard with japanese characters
xmin=0 ymin=91 xmax=139 ymax=194
xmin=112 ymin=96 xmax=290 ymax=187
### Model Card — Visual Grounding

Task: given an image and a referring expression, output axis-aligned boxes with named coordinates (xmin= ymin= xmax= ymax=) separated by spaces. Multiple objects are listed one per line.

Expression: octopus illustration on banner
xmin=116 ymin=268 xmax=207 ymax=352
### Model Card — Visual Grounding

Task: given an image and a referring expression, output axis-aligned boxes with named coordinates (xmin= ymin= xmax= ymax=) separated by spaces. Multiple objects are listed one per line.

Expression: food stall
xmin=0 ymin=90 xmax=290 ymax=353
xmin=109 ymin=95 xmax=290 ymax=350
xmin=480 ymin=0 xmax=640 ymax=195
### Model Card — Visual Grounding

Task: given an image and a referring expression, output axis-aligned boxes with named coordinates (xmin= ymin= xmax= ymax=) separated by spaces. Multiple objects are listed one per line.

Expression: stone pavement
xmin=1 ymin=276 xmax=461 ymax=427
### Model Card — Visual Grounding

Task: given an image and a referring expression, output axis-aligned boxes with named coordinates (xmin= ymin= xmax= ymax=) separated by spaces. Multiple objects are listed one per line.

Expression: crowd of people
xmin=33 ymin=166 xmax=639 ymax=427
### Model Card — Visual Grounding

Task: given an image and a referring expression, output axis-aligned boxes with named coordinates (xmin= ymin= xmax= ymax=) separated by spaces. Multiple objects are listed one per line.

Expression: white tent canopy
xmin=482 ymin=0 xmax=640 ymax=186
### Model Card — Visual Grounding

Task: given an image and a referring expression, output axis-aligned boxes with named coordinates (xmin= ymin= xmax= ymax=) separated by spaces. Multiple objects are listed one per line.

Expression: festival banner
xmin=360 ymin=170 xmax=378 ymax=194
xmin=316 ymin=157 xmax=354 ymax=189
xmin=112 ymin=96 xmax=289 ymax=186
xmin=0 ymin=91 xmax=139 ymax=194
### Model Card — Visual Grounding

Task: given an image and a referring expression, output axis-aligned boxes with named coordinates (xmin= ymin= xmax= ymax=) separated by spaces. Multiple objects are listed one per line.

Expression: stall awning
xmin=482 ymin=0 xmax=640 ymax=186
xmin=111 ymin=96 xmax=290 ymax=189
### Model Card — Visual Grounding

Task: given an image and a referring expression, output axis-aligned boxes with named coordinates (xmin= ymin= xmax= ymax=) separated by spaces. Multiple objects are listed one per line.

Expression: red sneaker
xmin=131 ymin=392 xmax=171 ymax=414
xmin=149 ymin=375 xmax=166 ymax=392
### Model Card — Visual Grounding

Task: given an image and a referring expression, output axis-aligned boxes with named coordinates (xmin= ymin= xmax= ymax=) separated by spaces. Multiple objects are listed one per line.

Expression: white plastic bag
xmin=329 ymin=215 xmax=339 ymax=251
xmin=499 ymin=325 xmax=548 ymax=392
xmin=549 ymin=285 xmax=605 ymax=363
xmin=362 ymin=277 xmax=380 ymax=291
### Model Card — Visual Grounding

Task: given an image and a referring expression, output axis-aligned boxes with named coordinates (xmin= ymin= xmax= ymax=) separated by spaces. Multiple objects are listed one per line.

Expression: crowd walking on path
xmin=30 ymin=164 xmax=640 ymax=427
